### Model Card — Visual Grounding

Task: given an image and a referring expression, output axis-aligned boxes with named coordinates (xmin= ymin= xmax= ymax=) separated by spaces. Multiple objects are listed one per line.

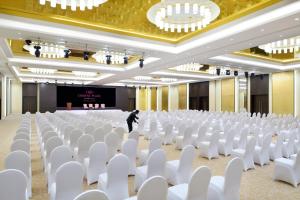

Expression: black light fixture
xmin=106 ymin=55 xmax=112 ymax=64
xmin=226 ymin=70 xmax=231 ymax=75
xmin=234 ymin=71 xmax=238 ymax=76
xmin=244 ymin=72 xmax=249 ymax=78
xmin=216 ymin=68 xmax=221 ymax=76
xmin=83 ymin=51 xmax=89 ymax=60
xmin=250 ymin=72 xmax=255 ymax=77
xmin=260 ymin=74 xmax=264 ymax=80
xmin=25 ymin=40 xmax=32 ymax=45
xmin=64 ymin=49 xmax=70 ymax=58
xmin=34 ymin=45 xmax=41 ymax=57
xmin=124 ymin=56 xmax=128 ymax=64
xmin=139 ymin=58 xmax=144 ymax=68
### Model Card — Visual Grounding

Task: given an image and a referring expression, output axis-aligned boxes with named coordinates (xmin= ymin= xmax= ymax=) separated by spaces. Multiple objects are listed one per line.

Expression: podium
xmin=66 ymin=102 xmax=72 ymax=110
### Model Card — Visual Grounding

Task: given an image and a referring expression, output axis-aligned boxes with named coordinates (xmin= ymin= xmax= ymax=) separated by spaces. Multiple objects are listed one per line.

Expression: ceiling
xmin=1 ymin=0 xmax=300 ymax=87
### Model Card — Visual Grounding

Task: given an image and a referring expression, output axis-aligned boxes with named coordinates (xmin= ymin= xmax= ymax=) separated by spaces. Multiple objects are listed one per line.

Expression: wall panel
xmin=162 ymin=86 xmax=168 ymax=111
xmin=272 ymin=71 xmax=294 ymax=115
xmin=138 ymin=88 xmax=147 ymax=111
xmin=221 ymin=78 xmax=235 ymax=112
xmin=178 ymin=84 xmax=187 ymax=110
xmin=151 ymin=88 xmax=157 ymax=111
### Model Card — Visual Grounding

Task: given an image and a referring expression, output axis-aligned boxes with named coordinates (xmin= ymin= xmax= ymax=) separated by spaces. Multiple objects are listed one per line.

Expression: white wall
xmin=1 ymin=75 xmax=7 ymax=118
xmin=209 ymin=81 xmax=216 ymax=111
xmin=215 ymin=80 xmax=222 ymax=112
xmin=168 ymin=85 xmax=179 ymax=111
xmin=11 ymin=80 xmax=22 ymax=114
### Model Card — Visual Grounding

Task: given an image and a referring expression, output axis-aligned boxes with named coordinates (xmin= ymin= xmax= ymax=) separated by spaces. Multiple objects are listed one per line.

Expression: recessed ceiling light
xmin=17 ymin=32 xmax=21 ymax=35
xmin=261 ymin=28 xmax=265 ymax=32
xmin=295 ymin=17 xmax=300 ymax=21
xmin=279 ymin=35 xmax=283 ymax=37
xmin=230 ymin=38 xmax=234 ymax=41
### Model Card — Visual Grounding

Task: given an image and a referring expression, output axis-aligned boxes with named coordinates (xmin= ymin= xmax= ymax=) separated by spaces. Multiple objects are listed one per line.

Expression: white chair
xmin=208 ymin=158 xmax=244 ymax=200
xmin=269 ymin=134 xmax=284 ymax=161
xmin=175 ymin=127 xmax=193 ymax=150
xmin=102 ymin=124 xmax=113 ymax=135
xmin=134 ymin=149 xmax=166 ymax=191
xmin=92 ymin=128 xmax=107 ymax=142
xmin=84 ymin=125 xmax=95 ymax=135
xmin=85 ymin=142 xmax=108 ymax=185
xmin=233 ymin=131 xmax=248 ymax=149
xmin=74 ymin=190 xmax=109 ymax=200
xmin=41 ymin=132 xmax=58 ymax=152
xmin=69 ymin=129 xmax=83 ymax=150
xmin=254 ymin=134 xmax=272 ymax=166
xmin=11 ymin=139 xmax=30 ymax=154
xmin=104 ymin=132 xmax=120 ymax=160
xmin=98 ymin=154 xmax=130 ymax=200
xmin=145 ymin=121 xmax=158 ymax=140
xmin=50 ymin=161 xmax=84 ymax=200
xmin=282 ymin=133 xmax=296 ymax=158
xmin=160 ymin=124 xmax=174 ymax=145
xmin=274 ymin=150 xmax=300 ymax=187
xmin=75 ymin=134 xmax=95 ymax=163
xmin=125 ymin=176 xmax=168 ymax=200
xmin=5 ymin=151 xmax=31 ymax=198
xmin=199 ymin=133 xmax=219 ymax=160
xmin=47 ymin=146 xmax=74 ymax=191
xmin=43 ymin=136 xmax=64 ymax=170
xmin=139 ymin=136 xmax=162 ymax=165
xmin=218 ymin=130 xmax=235 ymax=156
xmin=166 ymin=145 xmax=195 ymax=185
xmin=168 ymin=166 xmax=211 ymax=200
xmin=0 ymin=169 xmax=28 ymax=200
xmin=13 ymin=133 xmax=30 ymax=141
xmin=128 ymin=130 xmax=140 ymax=144
xmin=121 ymin=139 xmax=138 ymax=175
xmin=231 ymin=137 xmax=256 ymax=171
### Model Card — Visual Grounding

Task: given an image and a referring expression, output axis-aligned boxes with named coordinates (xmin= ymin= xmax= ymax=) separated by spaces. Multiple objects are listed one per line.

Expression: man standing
xmin=126 ymin=110 xmax=139 ymax=133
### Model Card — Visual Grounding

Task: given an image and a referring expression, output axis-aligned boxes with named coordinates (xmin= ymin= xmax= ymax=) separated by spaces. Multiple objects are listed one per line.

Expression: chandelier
xmin=28 ymin=68 xmax=57 ymax=75
xmin=73 ymin=71 xmax=97 ymax=77
xmin=134 ymin=76 xmax=152 ymax=81
xmin=258 ymin=36 xmax=300 ymax=54
xmin=23 ymin=41 xmax=70 ymax=59
xmin=39 ymin=0 xmax=108 ymax=11
xmin=161 ymin=78 xmax=177 ymax=82
xmin=92 ymin=50 xmax=126 ymax=65
xmin=147 ymin=0 xmax=220 ymax=32
xmin=174 ymin=62 xmax=203 ymax=72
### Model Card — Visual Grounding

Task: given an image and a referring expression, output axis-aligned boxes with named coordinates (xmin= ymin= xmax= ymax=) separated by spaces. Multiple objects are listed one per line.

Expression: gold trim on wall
xmin=162 ymin=86 xmax=168 ymax=111
xmin=151 ymin=88 xmax=157 ymax=111
xmin=0 ymin=0 xmax=280 ymax=44
xmin=178 ymin=84 xmax=187 ymax=110
xmin=272 ymin=71 xmax=294 ymax=115
xmin=221 ymin=78 xmax=235 ymax=112
xmin=139 ymin=88 xmax=147 ymax=111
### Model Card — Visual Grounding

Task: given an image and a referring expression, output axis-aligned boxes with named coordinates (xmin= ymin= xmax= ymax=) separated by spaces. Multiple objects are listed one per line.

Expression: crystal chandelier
xmin=23 ymin=41 xmax=69 ymax=59
xmin=92 ymin=50 xmax=126 ymax=65
xmin=161 ymin=78 xmax=177 ymax=82
xmin=174 ymin=62 xmax=203 ymax=72
xmin=39 ymin=0 xmax=108 ymax=11
xmin=28 ymin=68 xmax=57 ymax=75
xmin=73 ymin=71 xmax=97 ymax=77
xmin=258 ymin=36 xmax=300 ymax=54
xmin=134 ymin=76 xmax=152 ymax=81
xmin=147 ymin=0 xmax=220 ymax=32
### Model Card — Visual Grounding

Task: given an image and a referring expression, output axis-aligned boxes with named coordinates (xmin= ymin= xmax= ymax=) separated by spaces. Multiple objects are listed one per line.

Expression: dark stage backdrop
xmin=57 ymin=86 xmax=116 ymax=107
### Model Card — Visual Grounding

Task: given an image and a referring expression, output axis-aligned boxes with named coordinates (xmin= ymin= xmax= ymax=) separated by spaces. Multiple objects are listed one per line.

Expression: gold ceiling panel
xmin=0 ymin=0 xmax=280 ymax=43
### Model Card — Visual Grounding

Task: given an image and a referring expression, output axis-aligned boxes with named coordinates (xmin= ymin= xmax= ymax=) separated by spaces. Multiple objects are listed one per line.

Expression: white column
xmin=1 ymin=75 xmax=7 ymax=118
xmin=295 ymin=70 xmax=300 ymax=117
xmin=234 ymin=77 xmax=239 ymax=112
xmin=6 ymin=78 xmax=11 ymax=115
xmin=157 ymin=87 xmax=162 ymax=111
xmin=209 ymin=81 xmax=216 ymax=111
xmin=146 ymin=87 xmax=151 ymax=111
xmin=169 ymin=85 xmax=179 ymax=111
xmin=135 ymin=87 xmax=140 ymax=110
xmin=11 ymin=80 xmax=22 ymax=114
xmin=215 ymin=80 xmax=222 ymax=112
xmin=247 ymin=77 xmax=251 ymax=112
xmin=186 ymin=83 xmax=189 ymax=110
xmin=269 ymin=74 xmax=273 ymax=114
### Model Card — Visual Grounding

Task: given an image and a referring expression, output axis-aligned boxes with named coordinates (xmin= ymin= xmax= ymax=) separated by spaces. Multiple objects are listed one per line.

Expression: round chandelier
xmin=28 ymin=68 xmax=57 ymax=75
xmin=258 ymin=36 xmax=300 ymax=54
xmin=161 ymin=78 xmax=177 ymax=82
xmin=73 ymin=71 xmax=97 ymax=77
xmin=39 ymin=0 xmax=108 ymax=11
xmin=23 ymin=41 xmax=70 ymax=59
xmin=174 ymin=62 xmax=203 ymax=72
xmin=134 ymin=76 xmax=152 ymax=81
xmin=92 ymin=50 xmax=126 ymax=65
xmin=147 ymin=0 xmax=220 ymax=32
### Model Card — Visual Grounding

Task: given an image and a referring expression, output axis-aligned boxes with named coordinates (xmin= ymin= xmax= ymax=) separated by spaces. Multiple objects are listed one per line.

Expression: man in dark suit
xmin=126 ymin=110 xmax=139 ymax=133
